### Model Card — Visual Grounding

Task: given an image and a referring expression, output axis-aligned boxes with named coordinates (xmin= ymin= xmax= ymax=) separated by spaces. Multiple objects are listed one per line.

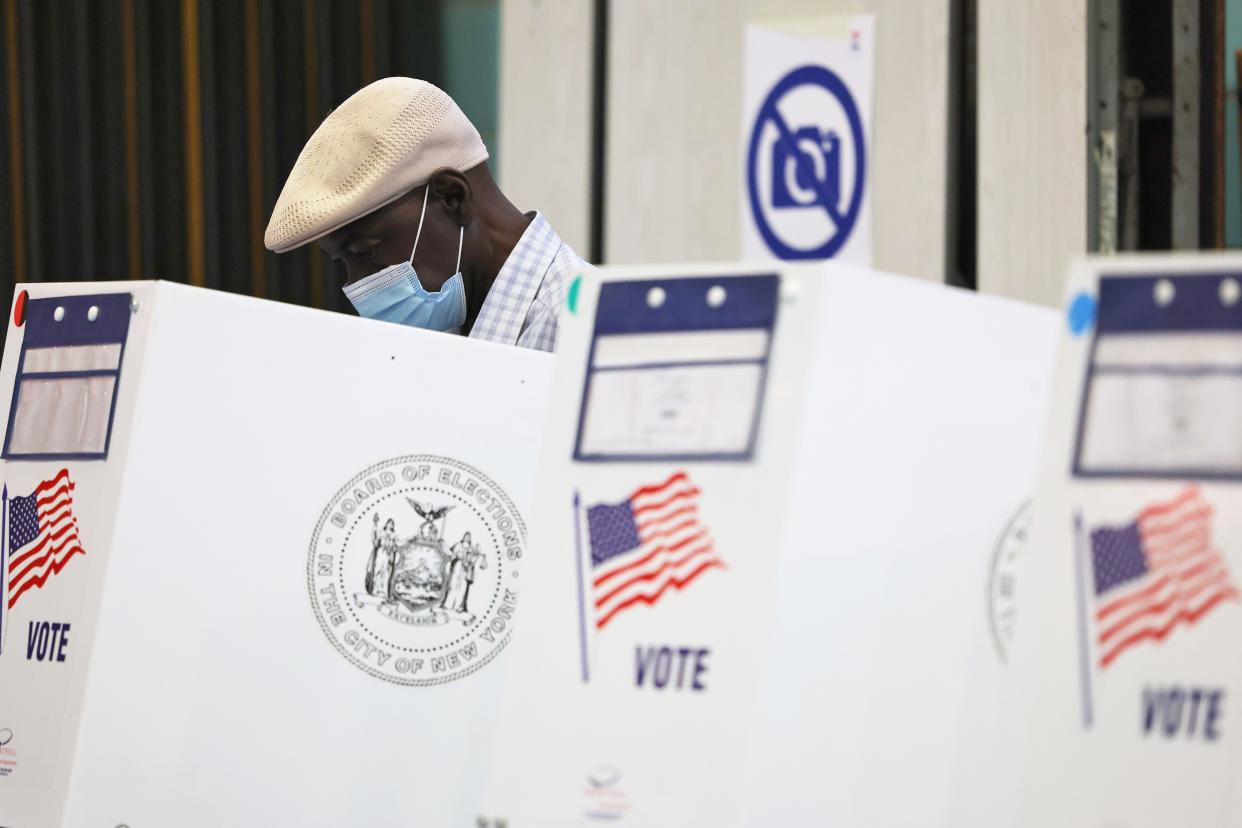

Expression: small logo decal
xmin=583 ymin=765 xmax=630 ymax=822
xmin=567 ymin=274 xmax=584 ymax=315
xmin=0 ymin=727 xmax=15 ymax=777
xmin=1067 ymin=291 xmax=1097 ymax=335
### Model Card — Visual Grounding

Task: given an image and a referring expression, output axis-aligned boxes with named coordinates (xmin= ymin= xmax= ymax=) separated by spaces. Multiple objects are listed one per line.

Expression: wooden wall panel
xmin=497 ymin=0 xmax=595 ymax=258
xmin=977 ymin=0 xmax=1088 ymax=306
xmin=0 ymin=0 xmax=482 ymax=341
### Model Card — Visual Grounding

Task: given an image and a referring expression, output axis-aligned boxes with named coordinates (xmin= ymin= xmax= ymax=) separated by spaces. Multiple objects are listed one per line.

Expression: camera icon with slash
xmin=771 ymin=125 xmax=841 ymax=211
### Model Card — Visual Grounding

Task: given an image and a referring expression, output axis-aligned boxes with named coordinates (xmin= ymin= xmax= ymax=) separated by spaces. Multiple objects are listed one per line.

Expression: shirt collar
xmin=469 ymin=212 xmax=561 ymax=346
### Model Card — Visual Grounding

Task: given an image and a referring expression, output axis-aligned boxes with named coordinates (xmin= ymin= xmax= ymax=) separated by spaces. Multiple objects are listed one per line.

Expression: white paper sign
xmin=1011 ymin=256 xmax=1242 ymax=827
xmin=741 ymin=15 xmax=875 ymax=265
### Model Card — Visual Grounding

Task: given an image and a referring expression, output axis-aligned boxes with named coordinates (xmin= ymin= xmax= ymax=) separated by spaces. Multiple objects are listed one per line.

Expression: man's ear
xmin=428 ymin=169 xmax=473 ymax=226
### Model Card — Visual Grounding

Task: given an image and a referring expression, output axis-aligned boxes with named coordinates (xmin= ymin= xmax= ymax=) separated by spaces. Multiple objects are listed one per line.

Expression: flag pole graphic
xmin=573 ymin=489 xmax=589 ymax=683
xmin=1073 ymin=510 xmax=1093 ymax=730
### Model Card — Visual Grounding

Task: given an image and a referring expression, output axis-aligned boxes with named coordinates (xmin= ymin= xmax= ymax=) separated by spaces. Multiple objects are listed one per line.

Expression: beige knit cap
xmin=264 ymin=77 xmax=489 ymax=253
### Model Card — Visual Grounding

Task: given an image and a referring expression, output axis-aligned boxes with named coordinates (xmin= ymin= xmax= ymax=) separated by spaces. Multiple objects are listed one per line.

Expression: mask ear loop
xmin=408 ymin=185 xmax=431 ymax=266
xmin=455 ymin=226 xmax=464 ymax=274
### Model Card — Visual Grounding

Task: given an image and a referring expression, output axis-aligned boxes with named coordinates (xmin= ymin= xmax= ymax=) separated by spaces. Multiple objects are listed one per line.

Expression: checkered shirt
xmin=468 ymin=213 xmax=588 ymax=352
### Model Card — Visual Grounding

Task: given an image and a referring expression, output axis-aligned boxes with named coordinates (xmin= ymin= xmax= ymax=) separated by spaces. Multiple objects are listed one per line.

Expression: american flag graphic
xmin=586 ymin=471 xmax=722 ymax=630
xmin=1090 ymin=486 xmax=1237 ymax=669
xmin=5 ymin=469 xmax=85 ymax=611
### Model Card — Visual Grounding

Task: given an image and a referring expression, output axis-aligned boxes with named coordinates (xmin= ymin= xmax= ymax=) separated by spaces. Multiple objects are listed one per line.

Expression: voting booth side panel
xmin=1015 ymin=255 xmax=1242 ymax=828
xmin=480 ymin=264 xmax=826 ymax=826
xmin=736 ymin=269 xmax=1059 ymax=827
xmin=52 ymin=283 xmax=555 ymax=827
xmin=0 ymin=282 xmax=160 ymax=828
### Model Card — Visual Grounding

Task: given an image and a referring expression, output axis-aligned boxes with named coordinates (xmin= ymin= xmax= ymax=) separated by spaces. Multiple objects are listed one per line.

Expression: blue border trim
xmin=572 ymin=274 xmax=780 ymax=463
xmin=1073 ymin=467 xmax=1242 ymax=482
xmin=21 ymin=294 xmax=132 ymax=345
xmin=1070 ymin=318 xmax=1103 ymax=479
xmin=589 ymin=276 xmax=779 ymax=334
xmin=591 ymin=357 xmax=766 ymax=373
xmin=3 ymin=292 xmax=133 ymax=461
xmin=1092 ymin=364 xmax=1242 ymax=376
xmin=1097 ymin=272 xmax=1242 ymax=333
xmin=18 ymin=369 xmax=123 ymax=380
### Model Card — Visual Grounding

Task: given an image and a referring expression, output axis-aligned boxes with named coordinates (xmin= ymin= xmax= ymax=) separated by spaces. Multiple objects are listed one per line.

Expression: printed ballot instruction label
xmin=1074 ymin=273 xmax=1242 ymax=480
xmin=573 ymin=274 xmax=779 ymax=463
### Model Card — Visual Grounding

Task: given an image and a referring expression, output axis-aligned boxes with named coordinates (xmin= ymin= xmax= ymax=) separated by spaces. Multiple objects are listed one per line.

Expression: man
xmin=264 ymin=77 xmax=586 ymax=352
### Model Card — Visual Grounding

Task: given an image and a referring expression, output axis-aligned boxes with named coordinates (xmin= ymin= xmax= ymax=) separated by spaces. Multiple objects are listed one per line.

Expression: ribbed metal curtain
xmin=0 ymin=0 xmax=454 ymax=327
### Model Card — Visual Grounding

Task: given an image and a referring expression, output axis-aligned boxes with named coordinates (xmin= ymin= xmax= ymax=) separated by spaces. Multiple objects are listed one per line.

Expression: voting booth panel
xmin=0 ymin=282 xmax=554 ymax=828
xmin=738 ymin=274 xmax=1057 ymax=826
xmin=1013 ymin=255 xmax=1242 ymax=827
xmin=480 ymin=263 xmax=1058 ymax=826
xmin=481 ymin=264 xmax=819 ymax=826
xmin=0 ymin=285 xmax=156 ymax=828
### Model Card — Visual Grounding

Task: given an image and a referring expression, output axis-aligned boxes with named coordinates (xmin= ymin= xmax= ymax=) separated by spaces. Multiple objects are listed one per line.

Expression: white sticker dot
xmin=706 ymin=285 xmax=727 ymax=308
xmin=53 ymin=306 xmax=65 ymax=322
xmin=1220 ymin=278 xmax=1240 ymax=307
xmin=87 ymin=305 xmax=99 ymax=322
xmin=646 ymin=287 xmax=666 ymax=309
xmin=1153 ymin=278 xmax=1176 ymax=307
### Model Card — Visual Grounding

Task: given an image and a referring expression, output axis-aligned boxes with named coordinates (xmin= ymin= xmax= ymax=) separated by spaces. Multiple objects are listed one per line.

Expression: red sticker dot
xmin=13 ymin=290 xmax=27 ymax=327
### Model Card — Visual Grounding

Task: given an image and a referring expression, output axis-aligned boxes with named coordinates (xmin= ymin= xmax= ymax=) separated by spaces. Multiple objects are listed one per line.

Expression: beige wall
xmin=499 ymin=1 xmax=1090 ymax=306
xmin=605 ymin=0 xmax=952 ymax=281
xmin=499 ymin=0 xmax=951 ymax=277
xmin=497 ymin=0 xmax=595 ymax=257
xmin=977 ymin=0 xmax=1088 ymax=306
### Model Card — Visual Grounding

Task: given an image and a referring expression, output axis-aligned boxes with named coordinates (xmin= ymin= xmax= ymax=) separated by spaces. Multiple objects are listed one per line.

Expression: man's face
xmin=317 ymin=186 xmax=461 ymax=291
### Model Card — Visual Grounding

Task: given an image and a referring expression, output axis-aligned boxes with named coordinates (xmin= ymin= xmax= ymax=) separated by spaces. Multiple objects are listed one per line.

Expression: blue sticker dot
xmin=1067 ymin=292 xmax=1097 ymax=336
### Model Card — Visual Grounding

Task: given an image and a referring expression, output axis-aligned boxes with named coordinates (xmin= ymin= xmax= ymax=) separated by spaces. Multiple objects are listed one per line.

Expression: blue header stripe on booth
xmin=593 ymin=274 xmax=779 ymax=335
xmin=22 ymin=293 xmax=133 ymax=347
xmin=1097 ymin=274 xmax=1242 ymax=333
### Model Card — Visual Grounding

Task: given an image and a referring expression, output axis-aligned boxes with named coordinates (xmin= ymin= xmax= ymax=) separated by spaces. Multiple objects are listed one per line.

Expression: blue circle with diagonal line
xmin=747 ymin=64 xmax=867 ymax=260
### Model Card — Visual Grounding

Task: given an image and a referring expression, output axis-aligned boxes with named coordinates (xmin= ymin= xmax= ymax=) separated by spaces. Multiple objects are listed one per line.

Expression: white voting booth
xmin=479 ymin=262 xmax=1058 ymax=826
xmin=1011 ymin=254 xmax=1242 ymax=827
xmin=0 ymin=281 xmax=553 ymax=827
xmin=1 ymin=265 xmax=1071 ymax=827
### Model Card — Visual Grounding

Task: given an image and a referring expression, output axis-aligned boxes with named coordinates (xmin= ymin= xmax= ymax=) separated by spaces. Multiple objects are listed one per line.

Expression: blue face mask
xmin=342 ymin=187 xmax=467 ymax=332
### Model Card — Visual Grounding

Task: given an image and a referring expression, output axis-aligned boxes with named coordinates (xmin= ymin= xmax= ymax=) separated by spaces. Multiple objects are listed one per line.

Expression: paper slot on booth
xmin=4 ymin=293 xmax=132 ymax=460
xmin=1073 ymin=273 xmax=1242 ymax=479
xmin=574 ymin=274 xmax=779 ymax=462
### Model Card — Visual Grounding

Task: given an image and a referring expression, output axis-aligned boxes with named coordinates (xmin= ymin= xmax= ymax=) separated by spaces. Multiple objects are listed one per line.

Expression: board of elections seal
xmin=308 ymin=455 xmax=525 ymax=686
xmin=987 ymin=499 xmax=1030 ymax=664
